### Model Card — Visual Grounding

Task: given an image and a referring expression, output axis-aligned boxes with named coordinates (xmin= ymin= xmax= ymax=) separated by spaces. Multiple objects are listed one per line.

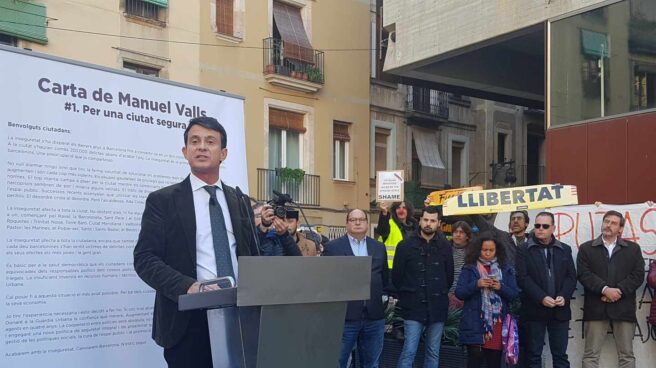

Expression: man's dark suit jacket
xmin=516 ymin=235 xmax=577 ymax=322
xmin=323 ymin=235 xmax=389 ymax=320
xmin=133 ymin=176 xmax=257 ymax=348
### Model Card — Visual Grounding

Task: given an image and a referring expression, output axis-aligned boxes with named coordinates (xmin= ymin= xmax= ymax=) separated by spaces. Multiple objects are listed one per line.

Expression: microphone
xmin=236 ymin=186 xmax=261 ymax=256
xmin=272 ymin=189 xmax=293 ymax=204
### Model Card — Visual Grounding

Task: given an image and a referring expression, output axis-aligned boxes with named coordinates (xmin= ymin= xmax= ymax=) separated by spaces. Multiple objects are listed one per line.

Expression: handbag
xmin=648 ymin=261 xmax=656 ymax=326
xmin=502 ymin=314 xmax=519 ymax=364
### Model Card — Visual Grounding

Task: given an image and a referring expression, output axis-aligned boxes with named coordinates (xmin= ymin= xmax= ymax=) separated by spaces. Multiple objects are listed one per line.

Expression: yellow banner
xmin=442 ymin=184 xmax=579 ymax=216
xmin=427 ymin=186 xmax=483 ymax=206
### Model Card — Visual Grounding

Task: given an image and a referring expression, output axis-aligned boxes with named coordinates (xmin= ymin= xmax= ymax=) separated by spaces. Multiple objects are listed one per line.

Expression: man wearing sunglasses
xmin=516 ymin=211 xmax=577 ymax=368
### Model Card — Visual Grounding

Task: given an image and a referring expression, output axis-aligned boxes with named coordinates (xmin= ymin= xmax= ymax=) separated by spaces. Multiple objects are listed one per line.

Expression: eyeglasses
xmin=347 ymin=217 xmax=367 ymax=223
xmin=534 ymin=223 xmax=551 ymax=230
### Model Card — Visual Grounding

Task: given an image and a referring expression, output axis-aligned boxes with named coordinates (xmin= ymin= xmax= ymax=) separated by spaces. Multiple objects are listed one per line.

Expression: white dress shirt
xmin=347 ymin=234 xmax=368 ymax=257
xmin=189 ymin=173 xmax=238 ymax=282
xmin=603 ymin=237 xmax=617 ymax=258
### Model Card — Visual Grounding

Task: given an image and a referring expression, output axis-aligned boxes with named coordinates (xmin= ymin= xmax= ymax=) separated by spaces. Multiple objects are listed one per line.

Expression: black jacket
xmin=323 ymin=235 xmax=390 ymax=320
xmin=392 ymin=232 xmax=454 ymax=323
xmin=133 ymin=177 xmax=257 ymax=348
xmin=516 ymin=235 xmax=577 ymax=321
xmin=577 ymin=236 xmax=645 ymax=322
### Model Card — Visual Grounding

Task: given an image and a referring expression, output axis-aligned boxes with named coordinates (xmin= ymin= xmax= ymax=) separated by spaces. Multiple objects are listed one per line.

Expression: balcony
xmin=256 ymin=168 xmax=320 ymax=206
xmin=406 ymin=86 xmax=449 ymax=126
xmin=263 ymin=38 xmax=325 ymax=93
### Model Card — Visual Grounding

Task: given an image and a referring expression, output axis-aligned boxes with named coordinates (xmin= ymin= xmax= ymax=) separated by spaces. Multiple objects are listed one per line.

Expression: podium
xmin=179 ymin=256 xmax=372 ymax=368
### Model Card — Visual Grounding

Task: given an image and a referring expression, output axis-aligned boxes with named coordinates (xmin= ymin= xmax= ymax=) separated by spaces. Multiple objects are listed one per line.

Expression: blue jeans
xmin=525 ymin=320 xmax=570 ymax=368
xmin=338 ymin=319 xmax=385 ymax=368
xmin=397 ymin=320 xmax=444 ymax=368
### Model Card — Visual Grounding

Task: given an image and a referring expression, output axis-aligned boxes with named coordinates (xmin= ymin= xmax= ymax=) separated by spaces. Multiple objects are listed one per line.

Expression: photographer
xmin=253 ymin=202 xmax=301 ymax=257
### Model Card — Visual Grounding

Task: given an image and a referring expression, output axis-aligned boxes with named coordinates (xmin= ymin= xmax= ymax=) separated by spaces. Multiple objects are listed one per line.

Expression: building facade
xmin=2 ymin=0 xmax=372 ymax=228
xmin=382 ymin=0 xmax=655 ymax=204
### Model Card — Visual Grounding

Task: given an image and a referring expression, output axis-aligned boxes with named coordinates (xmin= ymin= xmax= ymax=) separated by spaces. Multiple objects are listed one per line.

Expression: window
xmin=497 ymin=132 xmax=507 ymax=163
xmin=632 ymin=65 xmax=656 ymax=110
xmin=370 ymin=121 xmax=395 ymax=178
xmin=0 ymin=33 xmax=17 ymax=46
xmin=214 ymin=0 xmax=243 ymax=40
xmin=268 ymin=108 xmax=305 ymax=169
xmin=451 ymin=142 xmax=464 ymax=187
xmin=123 ymin=62 xmax=160 ymax=77
xmin=216 ymin=0 xmax=234 ymax=36
xmin=550 ymin=0 xmax=656 ymax=126
xmin=125 ymin=0 xmax=166 ymax=23
xmin=374 ymin=127 xmax=390 ymax=174
xmin=447 ymin=134 xmax=469 ymax=187
xmin=333 ymin=122 xmax=350 ymax=180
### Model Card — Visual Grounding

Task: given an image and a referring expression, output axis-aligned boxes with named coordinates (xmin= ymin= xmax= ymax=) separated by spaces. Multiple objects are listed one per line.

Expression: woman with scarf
xmin=455 ymin=234 xmax=519 ymax=368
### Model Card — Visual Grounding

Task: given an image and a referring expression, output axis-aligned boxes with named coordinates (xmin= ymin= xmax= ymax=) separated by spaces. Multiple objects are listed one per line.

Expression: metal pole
xmin=600 ymin=44 xmax=605 ymax=117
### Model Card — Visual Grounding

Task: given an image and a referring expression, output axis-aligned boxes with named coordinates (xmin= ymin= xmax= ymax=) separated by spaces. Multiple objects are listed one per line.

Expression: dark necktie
xmin=203 ymin=185 xmax=235 ymax=279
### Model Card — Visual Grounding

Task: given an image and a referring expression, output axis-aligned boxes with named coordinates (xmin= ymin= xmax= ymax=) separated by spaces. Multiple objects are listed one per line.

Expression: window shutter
xmin=269 ymin=108 xmax=306 ymax=133
xmin=272 ymin=1 xmax=314 ymax=63
xmin=333 ymin=122 xmax=350 ymax=141
xmin=216 ymin=0 xmax=234 ymax=36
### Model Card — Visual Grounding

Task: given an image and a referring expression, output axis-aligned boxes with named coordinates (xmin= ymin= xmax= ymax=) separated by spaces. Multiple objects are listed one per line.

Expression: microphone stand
xmin=236 ymin=186 xmax=261 ymax=256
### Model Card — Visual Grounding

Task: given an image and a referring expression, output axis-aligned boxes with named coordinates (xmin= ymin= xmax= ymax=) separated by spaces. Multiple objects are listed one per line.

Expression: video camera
xmin=268 ymin=190 xmax=293 ymax=218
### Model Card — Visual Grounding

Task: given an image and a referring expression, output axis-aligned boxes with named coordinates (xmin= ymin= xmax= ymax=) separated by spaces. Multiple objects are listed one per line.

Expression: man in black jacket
xmin=134 ymin=117 xmax=266 ymax=368
xmin=392 ymin=206 xmax=453 ymax=368
xmin=577 ymin=210 xmax=645 ymax=368
xmin=516 ymin=211 xmax=577 ymax=368
xmin=323 ymin=209 xmax=389 ymax=368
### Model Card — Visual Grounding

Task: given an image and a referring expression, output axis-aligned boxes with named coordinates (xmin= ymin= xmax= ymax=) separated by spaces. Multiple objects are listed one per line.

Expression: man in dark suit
xmin=323 ymin=209 xmax=389 ymax=368
xmin=134 ymin=117 xmax=271 ymax=368
xmin=516 ymin=211 xmax=577 ymax=368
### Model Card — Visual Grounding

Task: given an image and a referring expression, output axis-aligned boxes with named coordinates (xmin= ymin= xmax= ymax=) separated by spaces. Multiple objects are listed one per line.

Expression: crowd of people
xmin=133 ymin=116 xmax=653 ymax=368
xmin=329 ymin=205 xmax=650 ymax=368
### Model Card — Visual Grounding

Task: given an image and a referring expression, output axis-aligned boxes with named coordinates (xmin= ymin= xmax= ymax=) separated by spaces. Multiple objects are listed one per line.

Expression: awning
xmin=581 ymin=29 xmax=609 ymax=57
xmin=272 ymin=1 xmax=314 ymax=63
xmin=0 ymin=0 xmax=48 ymax=44
xmin=143 ymin=0 xmax=168 ymax=7
xmin=412 ymin=129 xmax=445 ymax=169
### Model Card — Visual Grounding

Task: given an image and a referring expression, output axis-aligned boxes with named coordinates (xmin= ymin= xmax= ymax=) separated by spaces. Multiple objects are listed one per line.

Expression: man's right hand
xmin=542 ymin=296 xmax=556 ymax=308
xmin=187 ymin=281 xmax=201 ymax=294
xmin=379 ymin=202 xmax=389 ymax=215
xmin=603 ymin=287 xmax=622 ymax=302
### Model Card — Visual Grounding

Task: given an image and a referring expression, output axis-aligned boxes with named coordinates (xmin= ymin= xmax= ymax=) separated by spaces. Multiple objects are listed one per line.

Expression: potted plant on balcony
xmin=276 ymin=167 xmax=305 ymax=184
xmin=307 ymin=67 xmax=323 ymax=83
xmin=265 ymin=64 xmax=275 ymax=74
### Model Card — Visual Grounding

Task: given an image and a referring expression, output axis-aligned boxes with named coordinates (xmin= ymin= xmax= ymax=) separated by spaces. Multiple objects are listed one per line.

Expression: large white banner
xmin=1 ymin=47 xmax=247 ymax=367
xmin=495 ymin=203 xmax=656 ymax=367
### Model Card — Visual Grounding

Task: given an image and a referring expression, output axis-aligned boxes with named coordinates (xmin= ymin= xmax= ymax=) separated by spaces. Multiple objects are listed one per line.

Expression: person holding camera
xmin=252 ymin=202 xmax=301 ymax=256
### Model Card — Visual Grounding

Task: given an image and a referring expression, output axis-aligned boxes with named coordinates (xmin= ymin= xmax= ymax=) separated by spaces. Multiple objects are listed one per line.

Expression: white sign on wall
xmin=0 ymin=47 xmax=247 ymax=368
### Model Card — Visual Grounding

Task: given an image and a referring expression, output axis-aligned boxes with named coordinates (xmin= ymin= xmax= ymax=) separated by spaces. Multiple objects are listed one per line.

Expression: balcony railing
xmin=257 ymin=168 xmax=320 ymax=206
xmin=406 ymin=86 xmax=449 ymax=121
xmin=263 ymin=38 xmax=325 ymax=85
